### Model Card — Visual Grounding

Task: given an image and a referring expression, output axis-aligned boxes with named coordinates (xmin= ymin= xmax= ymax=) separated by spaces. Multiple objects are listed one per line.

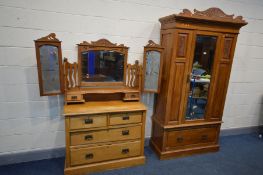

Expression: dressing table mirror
xmin=142 ymin=40 xmax=164 ymax=93
xmin=34 ymin=33 xmax=64 ymax=96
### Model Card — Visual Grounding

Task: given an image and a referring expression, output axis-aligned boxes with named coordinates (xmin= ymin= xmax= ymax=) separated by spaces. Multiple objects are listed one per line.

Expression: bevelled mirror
xmin=34 ymin=33 xmax=64 ymax=96
xmin=142 ymin=40 xmax=164 ymax=93
xmin=78 ymin=39 xmax=128 ymax=87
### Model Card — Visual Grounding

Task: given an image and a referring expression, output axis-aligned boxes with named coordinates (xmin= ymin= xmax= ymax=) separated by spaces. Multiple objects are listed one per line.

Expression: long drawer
xmin=166 ymin=126 xmax=218 ymax=148
xmin=70 ymin=125 xmax=142 ymax=146
xmin=70 ymin=141 xmax=141 ymax=166
xmin=70 ymin=114 xmax=107 ymax=130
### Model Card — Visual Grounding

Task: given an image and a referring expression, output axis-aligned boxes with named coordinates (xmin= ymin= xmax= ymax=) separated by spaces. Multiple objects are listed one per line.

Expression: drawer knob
xmin=71 ymin=96 xmax=77 ymax=100
xmin=131 ymin=94 xmax=136 ymax=98
xmin=122 ymin=148 xmax=129 ymax=154
xmin=85 ymin=153 xmax=94 ymax=159
xmin=122 ymin=115 xmax=130 ymax=120
xmin=176 ymin=137 xmax=184 ymax=143
xmin=84 ymin=118 xmax=93 ymax=124
xmin=201 ymin=135 xmax=208 ymax=141
xmin=84 ymin=135 xmax=93 ymax=140
xmin=122 ymin=130 xmax=130 ymax=136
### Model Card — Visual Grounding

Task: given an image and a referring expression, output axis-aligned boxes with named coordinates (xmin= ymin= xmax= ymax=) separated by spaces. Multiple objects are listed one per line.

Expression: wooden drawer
xmin=109 ymin=112 xmax=142 ymax=125
xmin=66 ymin=94 xmax=82 ymax=101
xmin=166 ymin=126 xmax=218 ymax=148
xmin=70 ymin=115 xmax=107 ymax=130
xmin=70 ymin=125 xmax=141 ymax=146
xmin=70 ymin=141 xmax=141 ymax=166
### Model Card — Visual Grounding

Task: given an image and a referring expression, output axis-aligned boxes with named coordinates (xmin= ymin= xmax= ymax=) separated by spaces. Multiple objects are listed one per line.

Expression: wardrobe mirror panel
xmin=185 ymin=35 xmax=217 ymax=120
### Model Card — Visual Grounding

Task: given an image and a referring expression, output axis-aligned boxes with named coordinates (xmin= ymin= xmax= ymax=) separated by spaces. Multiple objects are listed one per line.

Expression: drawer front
xmin=70 ymin=141 xmax=141 ymax=166
xmin=166 ymin=126 xmax=218 ymax=148
xmin=70 ymin=115 xmax=107 ymax=130
xmin=109 ymin=112 xmax=142 ymax=125
xmin=70 ymin=125 xmax=141 ymax=146
xmin=66 ymin=94 xmax=82 ymax=101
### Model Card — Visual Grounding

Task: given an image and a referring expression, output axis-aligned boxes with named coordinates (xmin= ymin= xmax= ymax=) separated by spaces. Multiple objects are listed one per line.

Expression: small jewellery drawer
xmin=70 ymin=114 xmax=107 ymax=130
xmin=70 ymin=125 xmax=141 ymax=146
xmin=166 ymin=126 xmax=218 ymax=148
xmin=70 ymin=141 xmax=141 ymax=166
xmin=66 ymin=94 xmax=82 ymax=101
xmin=109 ymin=112 xmax=142 ymax=125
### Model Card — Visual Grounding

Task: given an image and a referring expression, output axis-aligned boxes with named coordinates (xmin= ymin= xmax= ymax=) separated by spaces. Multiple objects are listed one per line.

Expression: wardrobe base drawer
xmin=166 ymin=126 xmax=219 ymax=149
xmin=70 ymin=141 xmax=141 ymax=166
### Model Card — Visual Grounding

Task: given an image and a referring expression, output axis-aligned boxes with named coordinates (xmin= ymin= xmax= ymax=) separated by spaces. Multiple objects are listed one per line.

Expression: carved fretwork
xmin=64 ymin=58 xmax=78 ymax=90
xmin=126 ymin=60 xmax=142 ymax=89
xmin=79 ymin=39 xmax=127 ymax=48
xmin=35 ymin=33 xmax=60 ymax=42
xmin=160 ymin=7 xmax=247 ymax=26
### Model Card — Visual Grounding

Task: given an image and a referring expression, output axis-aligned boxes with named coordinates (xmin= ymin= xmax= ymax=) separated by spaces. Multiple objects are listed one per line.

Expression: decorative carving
xmin=160 ymin=7 xmax=247 ymax=25
xmin=36 ymin=33 xmax=60 ymax=42
xmin=126 ymin=60 xmax=142 ymax=89
xmin=79 ymin=38 xmax=127 ymax=47
xmin=64 ymin=58 xmax=78 ymax=89
xmin=145 ymin=40 xmax=163 ymax=48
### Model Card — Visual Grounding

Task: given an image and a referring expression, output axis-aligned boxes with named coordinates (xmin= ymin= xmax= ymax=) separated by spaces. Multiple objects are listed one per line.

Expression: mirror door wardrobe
xmin=150 ymin=8 xmax=247 ymax=159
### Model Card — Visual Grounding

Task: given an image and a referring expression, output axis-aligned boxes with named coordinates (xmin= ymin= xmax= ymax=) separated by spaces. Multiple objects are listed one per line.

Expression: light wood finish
xmin=70 ymin=141 xmax=141 ymax=166
xmin=70 ymin=114 xmax=107 ymax=130
xmin=70 ymin=125 xmax=141 ymax=146
xmin=109 ymin=112 xmax=142 ymax=125
xmin=64 ymin=100 xmax=146 ymax=174
xmin=151 ymin=7 xmax=247 ymax=159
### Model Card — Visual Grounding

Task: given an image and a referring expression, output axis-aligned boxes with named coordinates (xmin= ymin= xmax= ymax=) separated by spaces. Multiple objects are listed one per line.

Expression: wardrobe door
xmin=166 ymin=30 xmax=193 ymax=125
xmin=206 ymin=34 xmax=238 ymax=121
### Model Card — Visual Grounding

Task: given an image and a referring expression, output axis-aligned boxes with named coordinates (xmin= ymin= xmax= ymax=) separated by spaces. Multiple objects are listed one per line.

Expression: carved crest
xmin=35 ymin=33 xmax=60 ymax=42
xmin=79 ymin=39 xmax=127 ymax=47
xmin=160 ymin=7 xmax=247 ymax=25
xmin=145 ymin=40 xmax=163 ymax=48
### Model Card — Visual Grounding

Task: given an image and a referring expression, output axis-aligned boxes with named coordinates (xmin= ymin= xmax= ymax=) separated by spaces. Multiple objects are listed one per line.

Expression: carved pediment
xmin=79 ymin=39 xmax=127 ymax=47
xmin=145 ymin=40 xmax=163 ymax=48
xmin=160 ymin=7 xmax=247 ymax=26
xmin=35 ymin=33 xmax=60 ymax=42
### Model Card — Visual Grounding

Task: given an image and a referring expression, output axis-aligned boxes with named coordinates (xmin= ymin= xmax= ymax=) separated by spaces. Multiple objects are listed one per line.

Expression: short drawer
xmin=66 ymin=94 xmax=82 ymax=101
xmin=70 ymin=141 xmax=141 ymax=166
xmin=109 ymin=112 xmax=142 ymax=125
xmin=166 ymin=126 xmax=218 ymax=148
xmin=70 ymin=114 xmax=107 ymax=130
xmin=70 ymin=125 xmax=141 ymax=146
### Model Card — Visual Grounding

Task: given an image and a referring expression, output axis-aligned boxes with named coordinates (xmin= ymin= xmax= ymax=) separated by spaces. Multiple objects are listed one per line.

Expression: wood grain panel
xmin=176 ymin=34 xmax=188 ymax=57
xmin=168 ymin=62 xmax=186 ymax=122
xmin=210 ymin=63 xmax=231 ymax=119
xmin=70 ymin=141 xmax=141 ymax=166
xmin=70 ymin=125 xmax=141 ymax=146
xmin=223 ymin=37 xmax=233 ymax=59
xmin=166 ymin=126 xmax=218 ymax=148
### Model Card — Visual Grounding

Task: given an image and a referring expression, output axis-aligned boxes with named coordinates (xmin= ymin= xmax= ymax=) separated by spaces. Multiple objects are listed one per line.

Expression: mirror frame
xmin=34 ymin=33 xmax=64 ymax=96
xmin=77 ymin=39 xmax=128 ymax=87
xmin=142 ymin=40 xmax=164 ymax=93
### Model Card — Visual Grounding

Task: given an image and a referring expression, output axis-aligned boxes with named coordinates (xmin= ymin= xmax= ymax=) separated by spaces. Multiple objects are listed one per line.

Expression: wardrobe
xmin=150 ymin=8 xmax=247 ymax=159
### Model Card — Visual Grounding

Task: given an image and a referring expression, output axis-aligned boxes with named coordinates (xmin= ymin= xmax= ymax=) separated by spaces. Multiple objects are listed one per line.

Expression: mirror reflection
xmin=144 ymin=51 xmax=161 ymax=91
xmin=39 ymin=45 xmax=61 ymax=93
xmin=185 ymin=35 xmax=217 ymax=120
xmin=81 ymin=50 xmax=124 ymax=82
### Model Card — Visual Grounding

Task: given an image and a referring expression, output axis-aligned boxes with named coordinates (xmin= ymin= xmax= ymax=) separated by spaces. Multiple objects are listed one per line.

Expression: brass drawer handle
xmin=85 ymin=153 xmax=93 ymax=159
xmin=71 ymin=95 xmax=77 ymax=100
xmin=122 ymin=148 xmax=129 ymax=154
xmin=84 ymin=118 xmax=93 ymax=124
xmin=131 ymin=94 xmax=136 ymax=98
xmin=122 ymin=115 xmax=130 ymax=120
xmin=201 ymin=135 xmax=208 ymax=141
xmin=176 ymin=137 xmax=184 ymax=143
xmin=122 ymin=130 xmax=130 ymax=135
xmin=84 ymin=135 xmax=93 ymax=140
